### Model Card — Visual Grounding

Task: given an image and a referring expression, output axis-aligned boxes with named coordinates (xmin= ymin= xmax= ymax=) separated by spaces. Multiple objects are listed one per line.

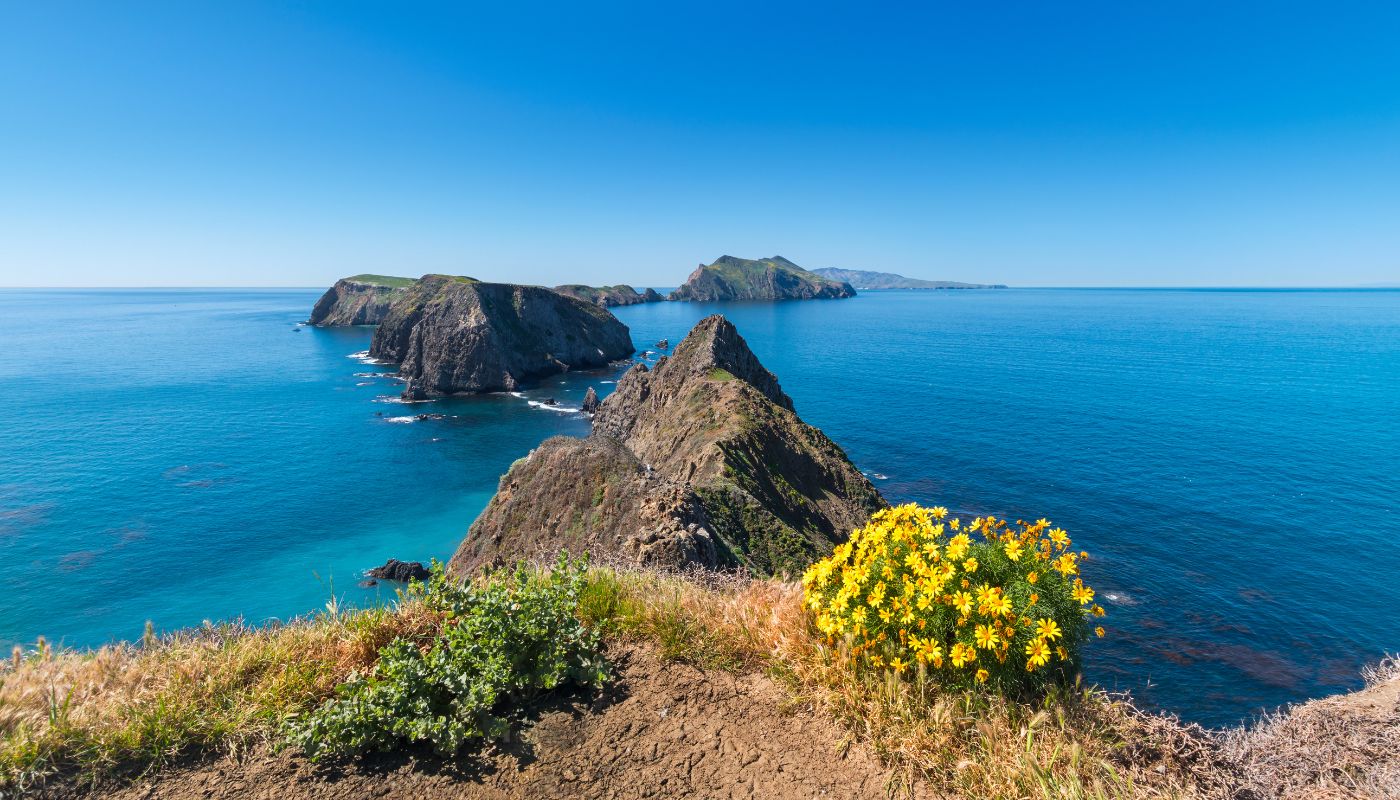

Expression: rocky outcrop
xmin=370 ymin=275 xmax=635 ymax=396
xmin=668 ymin=256 xmax=855 ymax=302
xmin=582 ymin=386 xmax=601 ymax=415
xmin=811 ymin=267 xmax=1007 ymax=290
xmin=553 ymin=284 xmax=665 ymax=307
xmin=308 ymin=275 xmax=419 ymax=325
xmin=449 ymin=315 xmax=886 ymax=577
xmin=366 ymin=558 xmax=431 ymax=582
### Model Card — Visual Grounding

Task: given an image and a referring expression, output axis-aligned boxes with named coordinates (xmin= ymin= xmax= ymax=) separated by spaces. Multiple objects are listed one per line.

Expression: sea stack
xmin=449 ymin=315 xmax=886 ymax=577
xmin=369 ymin=275 xmax=634 ymax=396
xmin=308 ymin=275 xmax=419 ymax=325
xmin=668 ymin=256 xmax=856 ymax=302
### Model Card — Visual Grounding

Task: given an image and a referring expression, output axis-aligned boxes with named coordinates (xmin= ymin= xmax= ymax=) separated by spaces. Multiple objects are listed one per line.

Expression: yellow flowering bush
xmin=802 ymin=503 xmax=1106 ymax=693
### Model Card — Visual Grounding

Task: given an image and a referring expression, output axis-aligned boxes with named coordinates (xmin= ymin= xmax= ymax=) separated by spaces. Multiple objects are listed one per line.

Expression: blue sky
xmin=2 ymin=1 xmax=1398 ymax=287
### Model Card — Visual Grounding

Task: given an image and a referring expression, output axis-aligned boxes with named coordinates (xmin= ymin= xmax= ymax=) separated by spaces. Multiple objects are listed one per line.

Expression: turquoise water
xmin=1 ymin=288 xmax=1397 ymax=726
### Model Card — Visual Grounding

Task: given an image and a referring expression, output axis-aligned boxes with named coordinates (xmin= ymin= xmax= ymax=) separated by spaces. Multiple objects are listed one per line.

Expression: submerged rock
xmin=369 ymin=275 xmax=635 ymax=396
xmin=450 ymin=315 xmax=885 ymax=577
xmin=366 ymin=559 xmax=431 ymax=583
xmin=668 ymin=256 xmax=855 ymax=302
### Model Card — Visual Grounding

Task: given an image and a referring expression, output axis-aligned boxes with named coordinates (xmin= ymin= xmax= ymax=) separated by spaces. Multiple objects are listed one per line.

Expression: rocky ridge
xmin=449 ymin=315 xmax=885 ymax=576
xmin=307 ymin=275 xmax=420 ymax=325
xmin=367 ymin=275 xmax=635 ymax=397
xmin=668 ymin=256 xmax=855 ymax=302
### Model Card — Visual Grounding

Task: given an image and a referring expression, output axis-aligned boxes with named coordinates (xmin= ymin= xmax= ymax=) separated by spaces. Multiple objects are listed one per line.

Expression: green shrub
xmin=286 ymin=555 xmax=607 ymax=760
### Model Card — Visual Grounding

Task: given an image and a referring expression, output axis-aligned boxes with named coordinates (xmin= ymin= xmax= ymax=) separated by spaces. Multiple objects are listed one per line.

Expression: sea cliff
xmin=449 ymin=315 xmax=885 ymax=576
xmin=368 ymin=274 xmax=634 ymax=396
xmin=307 ymin=274 xmax=418 ymax=325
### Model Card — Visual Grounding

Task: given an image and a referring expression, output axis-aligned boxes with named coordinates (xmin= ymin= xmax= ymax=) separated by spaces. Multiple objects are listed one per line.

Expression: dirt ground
xmin=41 ymin=646 xmax=912 ymax=800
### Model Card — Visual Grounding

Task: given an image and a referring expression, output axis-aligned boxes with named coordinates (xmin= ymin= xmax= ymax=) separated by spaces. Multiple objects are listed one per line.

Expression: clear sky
xmin=2 ymin=1 xmax=1398 ymax=288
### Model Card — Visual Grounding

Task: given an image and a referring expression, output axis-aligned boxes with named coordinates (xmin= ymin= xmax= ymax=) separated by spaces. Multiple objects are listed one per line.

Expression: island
xmin=811 ymin=267 xmax=1007 ymax=290
xmin=668 ymin=255 xmax=856 ymax=301
xmin=449 ymin=315 xmax=886 ymax=577
xmin=366 ymin=274 xmax=635 ymax=397
xmin=551 ymin=284 xmax=665 ymax=307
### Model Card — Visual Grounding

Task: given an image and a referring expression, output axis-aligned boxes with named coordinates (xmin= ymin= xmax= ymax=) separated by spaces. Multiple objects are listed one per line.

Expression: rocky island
xmin=449 ymin=315 xmax=885 ymax=577
xmin=367 ymin=274 xmax=635 ymax=396
xmin=307 ymin=274 xmax=420 ymax=325
xmin=552 ymin=284 xmax=665 ymax=307
xmin=668 ymin=255 xmax=856 ymax=301
xmin=812 ymin=267 xmax=1007 ymax=290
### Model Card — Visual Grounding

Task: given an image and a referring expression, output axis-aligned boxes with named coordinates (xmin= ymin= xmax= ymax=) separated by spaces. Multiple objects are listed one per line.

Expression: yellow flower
xmin=1028 ymin=592 xmax=1039 ymax=605
xmin=878 ymin=608 xmax=893 ymax=623
xmin=867 ymin=652 xmax=884 ymax=668
xmin=1027 ymin=571 xmax=1038 ymax=584
xmin=1048 ymin=527 xmax=1069 ymax=547
xmin=1072 ymin=583 xmax=1095 ymax=605
xmin=1092 ymin=604 xmax=1105 ymax=618
xmin=963 ymin=557 xmax=979 ymax=573
xmin=950 ymin=642 xmax=977 ymax=668
xmin=931 ymin=506 xmax=948 ymax=519
xmin=1036 ymin=618 xmax=1063 ymax=641
xmin=987 ymin=591 xmax=1012 ymax=617
xmin=1055 ymin=646 xmax=1068 ymax=660
xmin=1025 ymin=639 xmax=1050 ymax=668
xmin=1095 ymin=626 xmax=1105 ymax=638
xmin=975 ymin=668 xmax=989 ymax=683
xmin=952 ymin=591 xmax=973 ymax=615
xmin=916 ymin=593 xmax=932 ymax=611
xmin=889 ymin=656 xmax=909 ymax=674
xmin=974 ymin=624 xmax=1000 ymax=650
xmin=949 ymin=518 xmax=961 ymax=530
xmin=1004 ymin=540 xmax=1023 ymax=561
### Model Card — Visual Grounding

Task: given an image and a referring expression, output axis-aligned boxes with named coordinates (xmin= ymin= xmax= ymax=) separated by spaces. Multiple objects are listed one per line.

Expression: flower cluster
xmin=802 ymin=504 xmax=1105 ymax=692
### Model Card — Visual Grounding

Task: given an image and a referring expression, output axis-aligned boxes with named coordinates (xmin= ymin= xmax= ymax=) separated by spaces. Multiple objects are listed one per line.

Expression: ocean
xmin=1 ymin=287 xmax=1396 ymax=727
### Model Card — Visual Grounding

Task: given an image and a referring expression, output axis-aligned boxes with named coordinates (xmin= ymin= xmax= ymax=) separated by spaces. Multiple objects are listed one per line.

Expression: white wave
xmin=347 ymin=350 xmax=370 ymax=359
xmin=528 ymin=401 xmax=582 ymax=413
xmin=384 ymin=416 xmax=416 ymax=424
xmin=600 ymin=380 xmax=616 ymax=384
xmin=353 ymin=372 xmax=400 ymax=379
xmin=355 ymin=381 xmax=374 ymax=386
xmin=373 ymin=396 xmax=435 ymax=405
xmin=1103 ymin=592 xmax=1137 ymax=605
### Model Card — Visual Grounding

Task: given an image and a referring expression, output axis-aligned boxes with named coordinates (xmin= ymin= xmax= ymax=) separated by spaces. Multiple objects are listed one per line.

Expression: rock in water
xmin=450 ymin=315 xmax=886 ymax=577
xmin=369 ymin=275 xmax=635 ymax=396
xmin=668 ymin=255 xmax=856 ymax=302
xmin=655 ymin=338 xmax=669 ymax=350
xmin=366 ymin=559 xmax=430 ymax=582
xmin=582 ymin=386 xmax=601 ymax=415
xmin=642 ymin=288 xmax=665 ymax=302
xmin=308 ymin=275 xmax=420 ymax=325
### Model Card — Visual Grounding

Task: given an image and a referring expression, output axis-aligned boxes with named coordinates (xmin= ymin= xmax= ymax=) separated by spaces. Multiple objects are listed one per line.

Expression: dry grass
xmin=1222 ymin=655 xmax=1400 ymax=800
xmin=0 ymin=600 xmax=439 ymax=791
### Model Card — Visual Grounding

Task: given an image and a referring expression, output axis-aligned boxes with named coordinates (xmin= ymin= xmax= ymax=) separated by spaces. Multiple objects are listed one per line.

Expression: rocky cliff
xmin=368 ymin=275 xmax=635 ymax=396
xmin=668 ymin=256 xmax=856 ymax=302
xmin=553 ymin=284 xmax=665 ymax=307
xmin=307 ymin=274 xmax=419 ymax=325
xmin=449 ymin=315 xmax=886 ymax=577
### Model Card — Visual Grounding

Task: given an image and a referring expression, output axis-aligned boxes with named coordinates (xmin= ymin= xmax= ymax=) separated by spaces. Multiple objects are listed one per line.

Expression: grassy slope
xmin=3 ymin=566 xmax=1240 ymax=798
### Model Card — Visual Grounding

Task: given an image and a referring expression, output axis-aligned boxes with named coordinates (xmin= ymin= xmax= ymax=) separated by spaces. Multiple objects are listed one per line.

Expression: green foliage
xmin=706 ymin=367 xmax=736 ymax=382
xmin=286 ymin=556 xmax=608 ymax=760
xmin=345 ymin=274 xmax=418 ymax=288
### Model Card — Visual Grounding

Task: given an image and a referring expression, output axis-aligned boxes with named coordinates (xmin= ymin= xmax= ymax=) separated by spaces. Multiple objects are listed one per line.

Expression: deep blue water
xmin=1 ymin=288 xmax=1397 ymax=727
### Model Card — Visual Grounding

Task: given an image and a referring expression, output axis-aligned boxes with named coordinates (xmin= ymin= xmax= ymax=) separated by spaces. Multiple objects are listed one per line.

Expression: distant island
xmin=811 ymin=267 xmax=1007 ymax=290
xmin=551 ymin=284 xmax=665 ymax=307
xmin=669 ymin=255 xmax=855 ymax=301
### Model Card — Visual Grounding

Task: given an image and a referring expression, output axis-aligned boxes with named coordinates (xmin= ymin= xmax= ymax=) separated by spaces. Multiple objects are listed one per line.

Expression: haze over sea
xmin=1 ymin=287 xmax=1396 ymax=727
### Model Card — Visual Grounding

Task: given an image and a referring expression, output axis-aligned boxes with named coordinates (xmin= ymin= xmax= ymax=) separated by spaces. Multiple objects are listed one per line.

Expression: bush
xmin=802 ymin=503 xmax=1105 ymax=693
xmin=286 ymin=555 xmax=607 ymax=760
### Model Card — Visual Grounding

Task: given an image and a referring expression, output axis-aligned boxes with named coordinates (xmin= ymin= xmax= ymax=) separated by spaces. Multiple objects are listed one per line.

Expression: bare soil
xmin=40 ymin=646 xmax=910 ymax=800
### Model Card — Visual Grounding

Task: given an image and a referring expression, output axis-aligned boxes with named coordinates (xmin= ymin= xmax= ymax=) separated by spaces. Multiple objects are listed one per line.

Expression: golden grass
xmin=0 ymin=600 xmax=439 ymax=790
